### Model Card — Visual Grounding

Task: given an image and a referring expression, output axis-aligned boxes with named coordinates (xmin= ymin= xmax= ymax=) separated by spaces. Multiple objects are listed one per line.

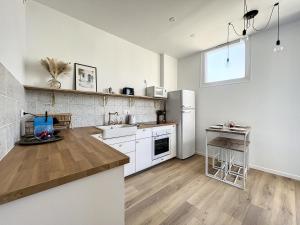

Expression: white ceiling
xmin=34 ymin=0 xmax=300 ymax=58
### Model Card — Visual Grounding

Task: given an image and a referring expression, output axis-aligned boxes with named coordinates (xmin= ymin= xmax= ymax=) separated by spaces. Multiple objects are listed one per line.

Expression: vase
xmin=48 ymin=78 xmax=61 ymax=89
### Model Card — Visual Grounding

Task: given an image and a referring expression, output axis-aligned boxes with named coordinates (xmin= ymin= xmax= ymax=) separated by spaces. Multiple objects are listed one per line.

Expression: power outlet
xmin=20 ymin=109 xmax=25 ymax=118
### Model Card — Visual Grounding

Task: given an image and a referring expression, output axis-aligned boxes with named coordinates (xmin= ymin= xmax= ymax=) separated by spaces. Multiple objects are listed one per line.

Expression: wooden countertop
xmin=137 ymin=122 xmax=176 ymax=129
xmin=0 ymin=127 xmax=129 ymax=205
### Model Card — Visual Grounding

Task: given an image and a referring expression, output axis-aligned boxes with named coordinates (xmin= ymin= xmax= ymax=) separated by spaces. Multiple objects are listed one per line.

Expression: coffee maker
xmin=156 ymin=110 xmax=166 ymax=124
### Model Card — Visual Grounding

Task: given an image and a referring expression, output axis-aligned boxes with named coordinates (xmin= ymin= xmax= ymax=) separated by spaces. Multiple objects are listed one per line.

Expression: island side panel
xmin=0 ymin=166 xmax=125 ymax=225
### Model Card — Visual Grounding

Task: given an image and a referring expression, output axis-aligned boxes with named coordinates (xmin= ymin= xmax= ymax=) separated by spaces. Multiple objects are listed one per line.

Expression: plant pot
xmin=48 ymin=78 xmax=61 ymax=89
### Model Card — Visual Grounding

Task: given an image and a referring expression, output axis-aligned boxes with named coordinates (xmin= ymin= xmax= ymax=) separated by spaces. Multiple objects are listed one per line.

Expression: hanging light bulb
xmin=242 ymin=29 xmax=249 ymax=41
xmin=273 ymin=3 xmax=284 ymax=52
xmin=226 ymin=23 xmax=230 ymax=64
xmin=273 ymin=40 xmax=284 ymax=52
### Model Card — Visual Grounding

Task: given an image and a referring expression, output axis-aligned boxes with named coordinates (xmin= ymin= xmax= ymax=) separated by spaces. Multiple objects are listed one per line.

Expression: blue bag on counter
xmin=34 ymin=116 xmax=54 ymax=140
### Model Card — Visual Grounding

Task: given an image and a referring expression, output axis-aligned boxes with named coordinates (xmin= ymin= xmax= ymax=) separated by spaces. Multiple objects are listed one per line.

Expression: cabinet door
xmin=124 ymin=151 xmax=136 ymax=177
xmin=170 ymin=125 xmax=177 ymax=158
xmin=111 ymin=141 xmax=135 ymax=154
xmin=135 ymin=137 xmax=152 ymax=172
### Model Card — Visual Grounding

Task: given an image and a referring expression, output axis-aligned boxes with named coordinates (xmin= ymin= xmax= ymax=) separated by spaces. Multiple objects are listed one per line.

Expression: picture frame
xmin=74 ymin=63 xmax=97 ymax=92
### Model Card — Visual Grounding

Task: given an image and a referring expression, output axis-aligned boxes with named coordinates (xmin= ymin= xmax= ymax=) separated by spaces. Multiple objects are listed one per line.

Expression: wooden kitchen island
xmin=0 ymin=127 xmax=129 ymax=225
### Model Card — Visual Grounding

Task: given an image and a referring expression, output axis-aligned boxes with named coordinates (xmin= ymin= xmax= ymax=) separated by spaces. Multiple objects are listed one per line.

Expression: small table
xmin=205 ymin=126 xmax=251 ymax=189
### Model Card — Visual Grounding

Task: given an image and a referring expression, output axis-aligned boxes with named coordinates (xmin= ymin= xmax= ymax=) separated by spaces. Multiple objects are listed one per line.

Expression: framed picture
xmin=74 ymin=63 xmax=97 ymax=92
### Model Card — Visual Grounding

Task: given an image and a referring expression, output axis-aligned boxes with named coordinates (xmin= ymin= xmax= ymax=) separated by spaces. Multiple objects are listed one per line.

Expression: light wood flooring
xmin=125 ymin=155 xmax=300 ymax=225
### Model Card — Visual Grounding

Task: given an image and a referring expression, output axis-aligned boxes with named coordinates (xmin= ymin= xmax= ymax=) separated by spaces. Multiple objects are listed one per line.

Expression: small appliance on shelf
xmin=146 ymin=86 xmax=167 ymax=98
xmin=122 ymin=87 xmax=134 ymax=96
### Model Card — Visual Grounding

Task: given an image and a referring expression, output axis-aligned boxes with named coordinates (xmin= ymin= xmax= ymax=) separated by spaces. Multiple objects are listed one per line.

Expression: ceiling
xmin=34 ymin=0 xmax=300 ymax=58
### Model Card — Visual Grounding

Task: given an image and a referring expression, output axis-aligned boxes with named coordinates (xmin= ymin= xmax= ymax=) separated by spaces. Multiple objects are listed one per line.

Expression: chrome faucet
xmin=108 ymin=112 xmax=119 ymax=125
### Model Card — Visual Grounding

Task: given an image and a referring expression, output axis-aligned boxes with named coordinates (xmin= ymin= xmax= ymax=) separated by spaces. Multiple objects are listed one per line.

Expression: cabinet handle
xmin=119 ymin=144 xmax=122 ymax=147
xmin=136 ymin=141 xmax=139 ymax=144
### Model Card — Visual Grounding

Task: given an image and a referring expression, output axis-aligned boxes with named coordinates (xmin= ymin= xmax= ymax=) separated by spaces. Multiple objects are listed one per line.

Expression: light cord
xmin=243 ymin=0 xmax=247 ymax=32
xmin=252 ymin=3 xmax=277 ymax=32
xmin=229 ymin=22 xmax=243 ymax=36
xmin=277 ymin=3 xmax=280 ymax=41
xmin=227 ymin=23 xmax=230 ymax=62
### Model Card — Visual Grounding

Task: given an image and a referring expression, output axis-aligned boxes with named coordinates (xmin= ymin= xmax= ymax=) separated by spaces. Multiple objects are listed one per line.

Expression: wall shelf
xmin=23 ymin=85 xmax=167 ymax=101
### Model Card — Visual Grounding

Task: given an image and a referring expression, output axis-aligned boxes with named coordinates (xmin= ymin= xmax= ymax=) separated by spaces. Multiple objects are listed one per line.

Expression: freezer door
xmin=180 ymin=109 xmax=195 ymax=159
xmin=181 ymin=90 xmax=195 ymax=109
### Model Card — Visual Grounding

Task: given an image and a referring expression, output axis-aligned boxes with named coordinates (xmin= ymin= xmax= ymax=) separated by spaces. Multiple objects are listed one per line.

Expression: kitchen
xmin=1 ymin=0 xmax=300 ymax=225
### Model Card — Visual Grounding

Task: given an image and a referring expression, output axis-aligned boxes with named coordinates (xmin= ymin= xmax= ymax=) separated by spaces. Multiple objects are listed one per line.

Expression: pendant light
xmin=226 ymin=1 xmax=282 ymax=52
xmin=226 ymin=23 xmax=230 ymax=64
xmin=273 ymin=3 xmax=284 ymax=52
xmin=242 ymin=0 xmax=249 ymax=41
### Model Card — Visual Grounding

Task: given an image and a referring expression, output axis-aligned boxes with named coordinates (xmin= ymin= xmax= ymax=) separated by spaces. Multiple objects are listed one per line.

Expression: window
xmin=203 ymin=40 xmax=249 ymax=86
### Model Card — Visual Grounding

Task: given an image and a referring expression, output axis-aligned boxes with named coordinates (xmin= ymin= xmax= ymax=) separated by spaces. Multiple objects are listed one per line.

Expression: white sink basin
xmin=95 ymin=124 xmax=137 ymax=139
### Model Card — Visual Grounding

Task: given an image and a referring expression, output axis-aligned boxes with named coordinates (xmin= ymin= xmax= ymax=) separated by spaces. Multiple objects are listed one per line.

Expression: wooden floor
xmin=125 ymin=155 xmax=300 ymax=225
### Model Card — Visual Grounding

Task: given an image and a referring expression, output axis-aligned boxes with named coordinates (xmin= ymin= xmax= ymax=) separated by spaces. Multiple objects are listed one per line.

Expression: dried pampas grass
xmin=41 ymin=57 xmax=71 ymax=79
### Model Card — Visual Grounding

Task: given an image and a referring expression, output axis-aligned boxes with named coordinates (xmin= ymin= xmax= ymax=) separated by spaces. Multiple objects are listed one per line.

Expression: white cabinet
xmin=93 ymin=124 xmax=177 ymax=177
xmin=111 ymin=141 xmax=135 ymax=155
xmin=136 ymin=128 xmax=152 ymax=139
xmin=124 ymin=151 xmax=136 ymax=176
xmin=111 ymin=140 xmax=136 ymax=177
xmin=152 ymin=154 xmax=170 ymax=166
xmin=170 ymin=125 xmax=177 ymax=158
xmin=102 ymin=135 xmax=135 ymax=145
xmin=135 ymin=137 xmax=152 ymax=172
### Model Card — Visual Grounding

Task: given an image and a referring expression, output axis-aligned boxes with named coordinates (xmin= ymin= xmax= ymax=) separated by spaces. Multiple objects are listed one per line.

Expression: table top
xmin=206 ymin=125 xmax=251 ymax=135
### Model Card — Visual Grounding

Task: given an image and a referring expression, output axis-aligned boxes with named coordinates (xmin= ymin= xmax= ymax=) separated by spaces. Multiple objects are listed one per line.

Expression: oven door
xmin=153 ymin=134 xmax=170 ymax=160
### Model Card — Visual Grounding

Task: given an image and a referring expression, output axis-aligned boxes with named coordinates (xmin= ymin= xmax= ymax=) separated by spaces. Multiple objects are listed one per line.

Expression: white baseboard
xmin=248 ymin=164 xmax=300 ymax=181
xmin=196 ymin=152 xmax=300 ymax=181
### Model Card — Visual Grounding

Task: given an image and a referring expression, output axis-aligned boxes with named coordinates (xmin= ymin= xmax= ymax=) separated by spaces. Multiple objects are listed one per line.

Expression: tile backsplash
xmin=26 ymin=91 xmax=163 ymax=128
xmin=0 ymin=63 xmax=26 ymax=160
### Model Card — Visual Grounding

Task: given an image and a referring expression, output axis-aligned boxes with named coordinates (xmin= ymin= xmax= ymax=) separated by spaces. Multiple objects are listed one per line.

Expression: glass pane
xmin=154 ymin=138 xmax=169 ymax=155
xmin=205 ymin=40 xmax=245 ymax=83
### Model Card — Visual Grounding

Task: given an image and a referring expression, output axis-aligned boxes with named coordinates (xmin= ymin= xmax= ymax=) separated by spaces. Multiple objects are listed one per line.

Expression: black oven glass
xmin=154 ymin=137 xmax=169 ymax=156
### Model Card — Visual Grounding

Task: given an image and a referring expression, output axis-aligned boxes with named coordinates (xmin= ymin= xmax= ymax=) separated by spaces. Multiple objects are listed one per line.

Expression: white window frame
xmin=201 ymin=39 xmax=251 ymax=87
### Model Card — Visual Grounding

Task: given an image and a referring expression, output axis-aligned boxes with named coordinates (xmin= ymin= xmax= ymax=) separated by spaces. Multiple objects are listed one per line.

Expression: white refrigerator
xmin=166 ymin=90 xmax=196 ymax=159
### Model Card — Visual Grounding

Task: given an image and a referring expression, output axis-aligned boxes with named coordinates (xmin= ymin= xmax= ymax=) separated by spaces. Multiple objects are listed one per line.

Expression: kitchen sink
xmin=95 ymin=124 xmax=138 ymax=139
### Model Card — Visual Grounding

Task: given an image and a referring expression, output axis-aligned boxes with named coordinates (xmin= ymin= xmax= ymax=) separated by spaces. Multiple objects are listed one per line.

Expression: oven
xmin=152 ymin=130 xmax=171 ymax=160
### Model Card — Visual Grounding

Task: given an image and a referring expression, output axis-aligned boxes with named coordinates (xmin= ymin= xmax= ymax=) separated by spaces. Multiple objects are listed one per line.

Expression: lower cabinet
xmin=135 ymin=137 xmax=152 ymax=172
xmin=111 ymin=140 xmax=136 ymax=177
xmin=152 ymin=154 xmax=170 ymax=166
xmin=124 ymin=151 xmax=136 ymax=176
xmin=103 ymin=125 xmax=176 ymax=177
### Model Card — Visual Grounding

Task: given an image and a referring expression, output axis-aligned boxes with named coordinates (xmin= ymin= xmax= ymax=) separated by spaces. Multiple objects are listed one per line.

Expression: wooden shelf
xmin=24 ymin=85 xmax=166 ymax=101
xmin=208 ymin=137 xmax=250 ymax=152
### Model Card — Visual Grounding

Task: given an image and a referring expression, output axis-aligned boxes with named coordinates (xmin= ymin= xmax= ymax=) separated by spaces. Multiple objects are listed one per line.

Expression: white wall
xmin=178 ymin=19 xmax=300 ymax=179
xmin=25 ymin=1 xmax=160 ymax=96
xmin=0 ymin=0 xmax=26 ymax=83
xmin=160 ymin=54 xmax=178 ymax=92
xmin=0 ymin=166 xmax=125 ymax=225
